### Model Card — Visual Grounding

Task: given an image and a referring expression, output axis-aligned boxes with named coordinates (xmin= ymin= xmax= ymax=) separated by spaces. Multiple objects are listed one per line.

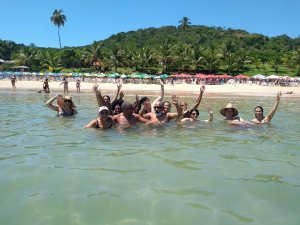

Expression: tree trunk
xmin=58 ymin=27 xmax=62 ymax=48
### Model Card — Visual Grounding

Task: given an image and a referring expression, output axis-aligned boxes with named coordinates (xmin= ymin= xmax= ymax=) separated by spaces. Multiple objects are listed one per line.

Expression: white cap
xmin=99 ymin=106 xmax=109 ymax=113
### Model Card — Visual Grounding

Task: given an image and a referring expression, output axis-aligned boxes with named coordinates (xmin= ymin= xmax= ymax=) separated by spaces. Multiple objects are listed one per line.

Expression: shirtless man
xmin=113 ymin=102 xmax=149 ymax=128
xmin=143 ymin=95 xmax=182 ymax=126
xmin=138 ymin=79 xmax=164 ymax=116
xmin=252 ymin=91 xmax=282 ymax=124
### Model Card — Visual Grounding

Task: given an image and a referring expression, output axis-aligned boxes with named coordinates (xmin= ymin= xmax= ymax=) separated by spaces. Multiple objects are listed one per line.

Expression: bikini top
xmin=95 ymin=119 xmax=113 ymax=129
xmin=58 ymin=108 xmax=74 ymax=117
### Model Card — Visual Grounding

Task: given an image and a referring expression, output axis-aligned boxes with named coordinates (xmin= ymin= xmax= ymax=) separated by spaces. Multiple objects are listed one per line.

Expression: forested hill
xmin=101 ymin=25 xmax=300 ymax=52
xmin=1 ymin=25 xmax=300 ymax=75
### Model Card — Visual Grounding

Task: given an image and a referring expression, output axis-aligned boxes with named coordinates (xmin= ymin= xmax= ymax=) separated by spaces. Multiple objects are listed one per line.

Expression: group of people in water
xmin=45 ymin=79 xmax=282 ymax=129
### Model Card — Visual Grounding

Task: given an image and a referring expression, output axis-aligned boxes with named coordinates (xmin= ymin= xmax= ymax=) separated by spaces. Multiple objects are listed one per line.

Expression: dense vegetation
xmin=1 ymin=22 xmax=300 ymax=76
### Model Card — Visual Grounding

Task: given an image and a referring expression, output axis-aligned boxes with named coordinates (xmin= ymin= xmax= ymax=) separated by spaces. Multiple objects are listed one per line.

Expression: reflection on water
xmin=0 ymin=90 xmax=300 ymax=225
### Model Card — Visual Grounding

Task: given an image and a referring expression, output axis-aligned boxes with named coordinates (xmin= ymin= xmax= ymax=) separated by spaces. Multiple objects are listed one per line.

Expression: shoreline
xmin=0 ymin=80 xmax=299 ymax=97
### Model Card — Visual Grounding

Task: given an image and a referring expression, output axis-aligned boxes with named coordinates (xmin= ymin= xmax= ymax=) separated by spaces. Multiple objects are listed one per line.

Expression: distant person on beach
xmin=45 ymin=94 xmax=77 ymax=117
xmin=11 ymin=75 xmax=16 ymax=88
xmin=59 ymin=77 xmax=69 ymax=94
xmin=143 ymin=95 xmax=182 ymax=126
xmin=113 ymin=102 xmax=150 ymax=128
xmin=181 ymin=107 xmax=213 ymax=123
xmin=252 ymin=91 xmax=282 ymax=124
xmin=84 ymin=106 xmax=116 ymax=129
xmin=180 ymin=85 xmax=205 ymax=118
xmin=76 ymin=79 xmax=80 ymax=93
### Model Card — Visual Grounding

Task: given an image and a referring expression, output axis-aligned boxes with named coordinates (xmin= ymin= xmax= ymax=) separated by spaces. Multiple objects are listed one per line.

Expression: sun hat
xmin=220 ymin=103 xmax=238 ymax=117
xmin=99 ymin=106 xmax=109 ymax=113
xmin=57 ymin=95 xmax=76 ymax=109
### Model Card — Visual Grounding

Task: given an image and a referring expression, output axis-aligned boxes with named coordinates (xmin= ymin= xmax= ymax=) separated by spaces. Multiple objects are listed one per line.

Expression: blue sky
xmin=1 ymin=0 xmax=299 ymax=48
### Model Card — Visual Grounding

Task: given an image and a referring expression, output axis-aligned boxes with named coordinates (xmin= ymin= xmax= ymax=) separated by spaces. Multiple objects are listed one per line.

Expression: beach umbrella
xmin=159 ymin=74 xmax=169 ymax=79
xmin=219 ymin=74 xmax=232 ymax=79
xmin=120 ymin=74 xmax=127 ymax=78
xmin=235 ymin=74 xmax=248 ymax=79
xmin=194 ymin=73 xmax=206 ymax=79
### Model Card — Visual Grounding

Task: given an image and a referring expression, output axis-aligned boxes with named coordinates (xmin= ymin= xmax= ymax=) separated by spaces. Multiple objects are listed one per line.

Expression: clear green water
xmin=0 ymin=90 xmax=299 ymax=225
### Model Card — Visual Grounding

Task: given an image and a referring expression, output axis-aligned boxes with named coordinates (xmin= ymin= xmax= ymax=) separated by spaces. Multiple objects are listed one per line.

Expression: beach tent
xmin=267 ymin=75 xmax=280 ymax=79
xmin=252 ymin=74 xmax=266 ymax=79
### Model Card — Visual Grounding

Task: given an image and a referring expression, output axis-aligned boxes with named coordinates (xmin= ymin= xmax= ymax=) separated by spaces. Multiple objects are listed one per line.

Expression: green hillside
xmin=1 ymin=24 xmax=300 ymax=76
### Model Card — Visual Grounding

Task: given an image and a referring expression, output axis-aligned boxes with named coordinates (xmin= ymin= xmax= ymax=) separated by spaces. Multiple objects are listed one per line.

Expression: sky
xmin=1 ymin=0 xmax=299 ymax=48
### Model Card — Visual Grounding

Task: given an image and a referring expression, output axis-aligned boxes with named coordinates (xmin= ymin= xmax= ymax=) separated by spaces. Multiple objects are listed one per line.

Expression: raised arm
xmin=264 ymin=91 xmax=282 ymax=123
xmin=92 ymin=84 xmax=104 ymax=107
xmin=190 ymin=85 xmax=205 ymax=110
xmin=170 ymin=95 xmax=183 ymax=120
xmin=151 ymin=79 xmax=165 ymax=111
xmin=45 ymin=94 xmax=61 ymax=112
xmin=113 ymin=82 xmax=122 ymax=102
xmin=204 ymin=107 xmax=213 ymax=122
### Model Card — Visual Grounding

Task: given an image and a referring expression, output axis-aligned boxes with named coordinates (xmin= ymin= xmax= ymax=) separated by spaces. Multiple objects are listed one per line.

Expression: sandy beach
xmin=0 ymin=80 xmax=299 ymax=97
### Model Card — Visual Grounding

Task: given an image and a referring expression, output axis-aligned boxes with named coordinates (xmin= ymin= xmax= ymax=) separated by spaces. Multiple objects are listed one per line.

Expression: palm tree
xmin=178 ymin=17 xmax=191 ymax=30
xmin=50 ymin=9 xmax=67 ymax=48
xmin=292 ymin=49 xmax=300 ymax=76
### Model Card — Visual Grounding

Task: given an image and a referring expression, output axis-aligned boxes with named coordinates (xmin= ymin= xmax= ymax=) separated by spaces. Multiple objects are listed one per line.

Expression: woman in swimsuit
xmin=45 ymin=94 xmax=77 ymax=117
xmin=84 ymin=106 xmax=115 ymax=129
xmin=252 ymin=91 xmax=282 ymax=124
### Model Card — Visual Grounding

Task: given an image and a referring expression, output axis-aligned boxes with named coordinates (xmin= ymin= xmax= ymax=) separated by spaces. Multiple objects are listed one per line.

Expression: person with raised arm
xmin=137 ymin=79 xmax=165 ymax=117
xmin=181 ymin=107 xmax=213 ymax=123
xmin=93 ymin=82 xmax=122 ymax=114
xmin=143 ymin=95 xmax=182 ymax=126
xmin=59 ymin=77 xmax=69 ymax=94
xmin=252 ymin=91 xmax=282 ymax=124
xmin=45 ymin=94 xmax=77 ymax=117
xmin=180 ymin=85 xmax=206 ymax=118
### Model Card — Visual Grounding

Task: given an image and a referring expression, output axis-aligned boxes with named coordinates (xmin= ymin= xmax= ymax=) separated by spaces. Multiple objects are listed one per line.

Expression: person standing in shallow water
xmin=11 ymin=75 xmax=17 ymax=88
xmin=45 ymin=94 xmax=77 ymax=117
xmin=76 ymin=79 xmax=80 ymax=93
xmin=252 ymin=91 xmax=282 ymax=124
xmin=84 ymin=106 xmax=115 ymax=129
xmin=59 ymin=77 xmax=69 ymax=94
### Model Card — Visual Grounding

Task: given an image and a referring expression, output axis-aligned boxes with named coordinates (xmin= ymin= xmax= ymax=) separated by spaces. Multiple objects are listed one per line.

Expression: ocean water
xmin=0 ymin=89 xmax=299 ymax=225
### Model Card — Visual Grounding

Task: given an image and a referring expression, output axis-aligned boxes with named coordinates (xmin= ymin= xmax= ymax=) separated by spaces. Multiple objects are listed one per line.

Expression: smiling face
xmin=154 ymin=102 xmax=163 ymax=114
xmin=103 ymin=95 xmax=110 ymax=105
xmin=254 ymin=106 xmax=264 ymax=119
xmin=225 ymin=108 xmax=234 ymax=119
xmin=180 ymin=102 xmax=188 ymax=112
xmin=63 ymin=99 xmax=72 ymax=108
xmin=163 ymin=102 xmax=171 ymax=113
xmin=190 ymin=110 xmax=199 ymax=121
xmin=114 ymin=105 xmax=122 ymax=115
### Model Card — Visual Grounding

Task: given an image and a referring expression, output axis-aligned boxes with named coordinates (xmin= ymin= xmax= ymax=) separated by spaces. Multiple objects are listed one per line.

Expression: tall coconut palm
xmin=50 ymin=9 xmax=67 ymax=48
xmin=178 ymin=17 xmax=191 ymax=30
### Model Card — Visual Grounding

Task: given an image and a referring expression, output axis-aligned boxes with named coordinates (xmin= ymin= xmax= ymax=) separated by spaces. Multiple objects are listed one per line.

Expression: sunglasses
xmin=154 ymin=106 xmax=162 ymax=109
xmin=191 ymin=113 xmax=198 ymax=115
xmin=64 ymin=100 xmax=72 ymax=103
xmin=99 ymin=111 xmax=109 ymax=115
